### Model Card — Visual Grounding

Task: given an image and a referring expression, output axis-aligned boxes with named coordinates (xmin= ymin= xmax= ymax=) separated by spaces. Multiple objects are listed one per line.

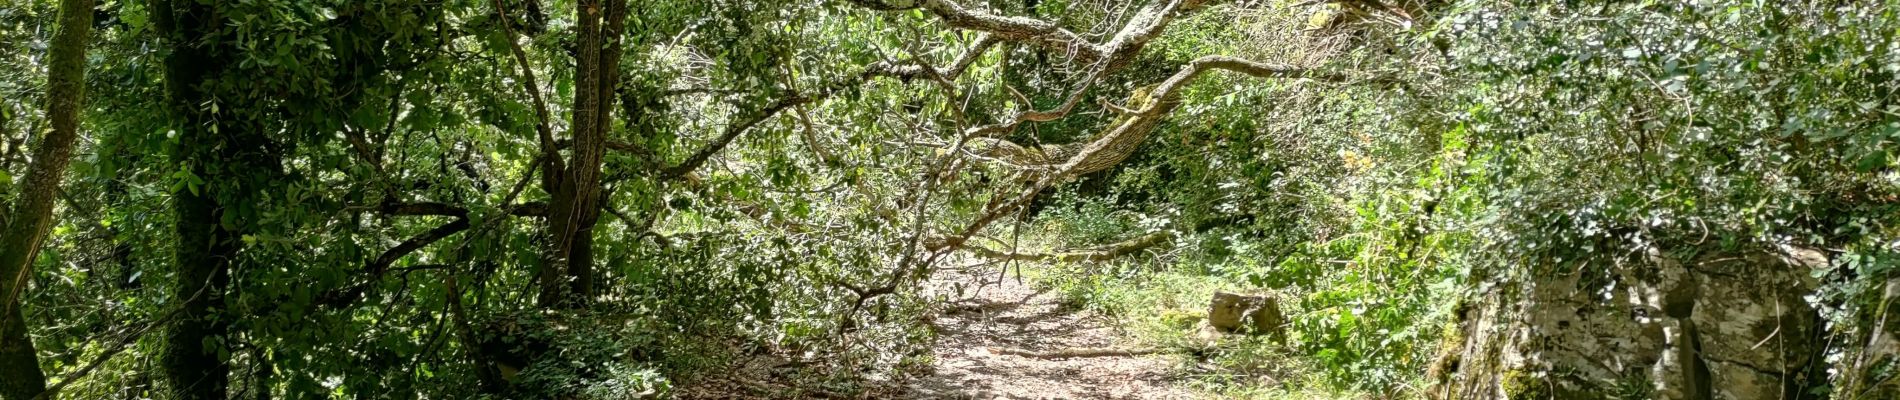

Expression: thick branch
xmin=946 ymin=0 xmax=1197 ymax=138
xmin=1134 ymin=55 xmax=1340 ymax=116
xmin=660 ymin=94 xmax=812 ymax=179
xmin=877 ymin=33 xmax=998 ymax=81
xmin=656 ymin=54 xmax=976 ymax=179
xmin=604 ymin=140 xmax=642 ymax=153
xmin=341 ymin=126 xmax=382 ymax=172
xmin=370 ymin=218 xmax=471 ymax=273
xmin=845 ymin=0 xmax=1095 ymax=61
xmin=380 ymin=201 xmax=469 ymax=218
xmin=491 ymin=0 xmax=564 ymax=185
xmin=317 ymin=217 xmax=471 ymax=308
xmin=314 ymin=200 xmax=551 ymax=308
xmin=379 ymin=201 xmax=548 ymax=218
xmin=936 ymin=56 xmax=1326 ymax=254
xmin=847 ymin=0 xmax=1221 ymax=67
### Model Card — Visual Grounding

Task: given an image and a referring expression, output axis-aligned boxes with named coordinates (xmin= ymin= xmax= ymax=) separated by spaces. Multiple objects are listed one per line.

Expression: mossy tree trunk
xmin=0 ymin=0 xmax=94 ymax=397
xmin=151 ymin=0 xmax=261 ymax=397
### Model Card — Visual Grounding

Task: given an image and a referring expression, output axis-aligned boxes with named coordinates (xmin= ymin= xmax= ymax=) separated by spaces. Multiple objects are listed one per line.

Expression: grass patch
xmin=1017 ymin=262 xmax=1383 ymax=399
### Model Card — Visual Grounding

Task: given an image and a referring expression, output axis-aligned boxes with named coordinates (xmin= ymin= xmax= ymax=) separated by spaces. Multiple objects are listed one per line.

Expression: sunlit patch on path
xmin=900 ymin=267 xmax=1196 ymax=400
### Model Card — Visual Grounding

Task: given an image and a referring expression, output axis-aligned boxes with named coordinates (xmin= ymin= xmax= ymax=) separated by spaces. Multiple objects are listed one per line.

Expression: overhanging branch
xmin=845 ymin=0 xmax=1224 ymax=67
xmin=379 ymin=200 xmax=548 ymax=218
xmin=933 ymin=56 xmax=1332 ymax=258
xmin=654 ymin=42 xmax=998 ymax=180
xmin=491 ymin=0 xmax=564 ymax=187
xmin=316 ymin=217 xmax=470 ymax=308
xmin=838 ymin=0 xmax=1257 ymax=311
xmin=315 ymin=200 xmax=550 ymax=308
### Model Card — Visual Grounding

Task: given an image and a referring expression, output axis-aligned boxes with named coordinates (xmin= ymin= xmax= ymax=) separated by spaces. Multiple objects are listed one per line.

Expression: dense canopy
xmin=0 ymin=0 xmax=1896 ymax=399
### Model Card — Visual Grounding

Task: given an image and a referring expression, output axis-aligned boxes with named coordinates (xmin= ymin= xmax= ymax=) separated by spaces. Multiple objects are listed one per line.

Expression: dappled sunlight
xmin=0 ymin=0 xmax=1894 ymax=399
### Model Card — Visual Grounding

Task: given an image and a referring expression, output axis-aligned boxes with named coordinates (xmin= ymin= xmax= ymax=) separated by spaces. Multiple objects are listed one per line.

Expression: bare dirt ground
xmin=677 ymin=265 xmax=1200 ymax=399
xmin=896 ymin=266 xmax=1197 ymax=400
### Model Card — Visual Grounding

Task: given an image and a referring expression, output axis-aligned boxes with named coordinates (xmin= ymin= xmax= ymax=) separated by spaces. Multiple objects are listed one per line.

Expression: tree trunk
xmin=152 ymin=0 xmax=238 ymax=398
xmin=0 ymin=312 xmax=41 ymax=400
xmin=539 ymin=0 xmax=625 ymax=307
xmin=0 ymin=0 xmax=94 ymax=397
xmin=164 ymin=190 xmax=233 ymax=400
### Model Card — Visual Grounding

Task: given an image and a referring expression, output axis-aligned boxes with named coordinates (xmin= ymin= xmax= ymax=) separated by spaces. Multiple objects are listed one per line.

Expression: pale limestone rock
xmin=1431 ymin=246 xmax=1826 ymax=400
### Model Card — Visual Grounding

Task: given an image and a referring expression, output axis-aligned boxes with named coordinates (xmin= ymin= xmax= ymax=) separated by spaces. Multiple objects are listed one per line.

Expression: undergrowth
xmin=1021 ymin=261 xmax=1407 ymax=400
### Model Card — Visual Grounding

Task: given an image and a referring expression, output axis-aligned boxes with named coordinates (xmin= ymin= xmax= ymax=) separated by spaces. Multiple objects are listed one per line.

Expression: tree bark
xmin=539 ymin=0 xmax=625 ymax=307
xmin=0 ymin=0 xmax=94 ymax=397
xmin=152 ymin=0 xmax=240 ymax=398
xmin=161 ymin=137 xmax=235 ymax=400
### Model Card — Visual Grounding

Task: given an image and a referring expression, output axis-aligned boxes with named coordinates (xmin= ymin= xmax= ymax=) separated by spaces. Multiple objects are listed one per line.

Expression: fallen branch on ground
xmin=986 ymin=347 xmax=1160 ymax=359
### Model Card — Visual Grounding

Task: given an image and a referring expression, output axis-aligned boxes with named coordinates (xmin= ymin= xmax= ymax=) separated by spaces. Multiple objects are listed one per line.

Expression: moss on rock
xmin=1501 ymin=369 xmax=1549 ymax=400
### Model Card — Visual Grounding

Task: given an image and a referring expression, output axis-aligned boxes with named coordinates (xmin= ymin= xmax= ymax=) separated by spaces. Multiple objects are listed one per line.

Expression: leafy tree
xmin=0 ymin=0 xmax=1892 ymax=398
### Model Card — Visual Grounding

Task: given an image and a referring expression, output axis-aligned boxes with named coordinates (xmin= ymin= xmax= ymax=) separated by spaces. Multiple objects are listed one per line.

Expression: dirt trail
xmin=900 ymin=266 xmax=1196 ymax=399
xmin=676 ymin=266 xmax=1198 ymax=399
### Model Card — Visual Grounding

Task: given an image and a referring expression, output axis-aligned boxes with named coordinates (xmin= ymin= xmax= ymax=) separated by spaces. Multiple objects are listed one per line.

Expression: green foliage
xmin=2 ymin=0 xmax=1896 ymax=398
xmin=1434 ymin=3 xmax=1896 ymax=394
xmin=477 ymin=310 xmax=672 ymax=399
xmin=1039 ymin=191 xmax=1147 ymax=248
xmin=1442 ymin=1 xmax=1898 ymax=266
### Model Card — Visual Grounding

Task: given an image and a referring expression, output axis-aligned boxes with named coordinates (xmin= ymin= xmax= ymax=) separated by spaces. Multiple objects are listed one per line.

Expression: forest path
xmin=900 ymin=266 xmax=1196 ymax=399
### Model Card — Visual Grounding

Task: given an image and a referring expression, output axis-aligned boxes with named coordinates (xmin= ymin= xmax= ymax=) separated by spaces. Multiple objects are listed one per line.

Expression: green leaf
xmin=1857 ymin=149 xmax=1890 ymax=172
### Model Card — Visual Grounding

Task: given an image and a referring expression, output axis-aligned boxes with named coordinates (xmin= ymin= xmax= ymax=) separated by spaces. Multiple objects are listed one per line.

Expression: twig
xmin=986 ymin=346 xmax=1160 ymax=359
xmin=32 ymin=273 xmax=212 ymax=400
xmin=490 ymin=0 xmax=562 ymax=182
